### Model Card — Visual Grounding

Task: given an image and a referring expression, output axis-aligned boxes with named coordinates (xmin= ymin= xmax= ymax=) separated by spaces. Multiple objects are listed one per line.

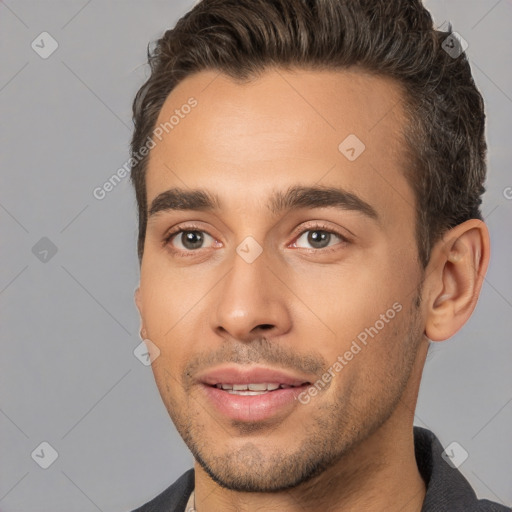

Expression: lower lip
xmin=201 ymin=384 xmax=309 ymax=422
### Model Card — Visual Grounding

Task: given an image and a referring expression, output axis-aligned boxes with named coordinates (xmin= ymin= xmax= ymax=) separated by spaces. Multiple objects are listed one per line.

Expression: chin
xmin=190 ymin=436 xmax=344 ymax=493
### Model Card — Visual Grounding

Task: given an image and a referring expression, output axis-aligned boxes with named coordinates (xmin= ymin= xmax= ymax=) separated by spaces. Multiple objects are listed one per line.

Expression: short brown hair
xmin=130 ymin=0 xmax=487 ymax=266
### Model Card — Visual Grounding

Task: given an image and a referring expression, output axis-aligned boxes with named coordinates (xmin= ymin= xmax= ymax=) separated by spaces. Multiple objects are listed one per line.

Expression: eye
xmin=166 ymin=229 xmax=216 ymax=251
xmin=293 ymin=227 xmax=348 ymax=250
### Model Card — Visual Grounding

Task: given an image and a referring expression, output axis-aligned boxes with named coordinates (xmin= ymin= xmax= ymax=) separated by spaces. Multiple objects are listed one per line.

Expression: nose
xmin=211 ymin=247 xmax=292 ymax=342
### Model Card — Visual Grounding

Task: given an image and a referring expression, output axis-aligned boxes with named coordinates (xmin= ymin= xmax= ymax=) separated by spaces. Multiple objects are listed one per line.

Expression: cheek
xmin=150 ymin=348 xmax=191 ymax=418
xmin=324 ymin=297 xmax=422 ymax=407
xmin=304 ymin=257 xmax=412 ymax=335
xmin=139 ymin=264 xmax=212 ymax=340
xmin=139 ymin=272 xmax=211 ymax=390
xmin=300 ymin=255 xmax=420 ymax=383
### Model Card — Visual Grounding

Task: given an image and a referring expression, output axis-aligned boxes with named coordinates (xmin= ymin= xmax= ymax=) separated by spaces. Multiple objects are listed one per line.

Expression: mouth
xmin=197 ymin=366 xmax=314 ymax=422
xmin=210 ymin=382 xmax=309 ymax=395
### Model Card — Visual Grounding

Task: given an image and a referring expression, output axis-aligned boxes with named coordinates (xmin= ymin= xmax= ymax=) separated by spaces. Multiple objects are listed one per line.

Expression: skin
xmin=134 ymin=68 xmax=490 ymax=511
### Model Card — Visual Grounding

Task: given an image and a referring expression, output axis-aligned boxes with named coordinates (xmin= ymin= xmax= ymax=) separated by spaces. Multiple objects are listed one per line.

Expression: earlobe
xmin=134 ymin=286 xmax=146 ymax=338
xmin=134 ymin=286 xmax=142 ymax=313
xmin=424 ymin=220 xmax=490 ymax=342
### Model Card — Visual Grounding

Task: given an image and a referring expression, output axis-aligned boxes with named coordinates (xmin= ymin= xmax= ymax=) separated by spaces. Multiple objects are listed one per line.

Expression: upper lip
xmin=196 ymin=365 xmax=313 ymax=387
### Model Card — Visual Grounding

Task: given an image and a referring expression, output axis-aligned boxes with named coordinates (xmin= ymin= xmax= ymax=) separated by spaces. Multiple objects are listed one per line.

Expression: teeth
xmin=248 ymin=383 xmax=267 ymax=391
xmin=215 ymin=382 xmax=284 ymax=391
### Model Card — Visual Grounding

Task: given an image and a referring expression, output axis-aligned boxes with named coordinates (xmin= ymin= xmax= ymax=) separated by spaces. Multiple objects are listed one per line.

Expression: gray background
xmin=0 ymin=0 xmax=511 ymax=510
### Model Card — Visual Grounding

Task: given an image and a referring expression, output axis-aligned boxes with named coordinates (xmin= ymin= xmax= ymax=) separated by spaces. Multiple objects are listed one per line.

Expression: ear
xmin=423 ymin=219 xmax=490 ymax=342
xmin=134 ymin=286 xmax=147 ymax=338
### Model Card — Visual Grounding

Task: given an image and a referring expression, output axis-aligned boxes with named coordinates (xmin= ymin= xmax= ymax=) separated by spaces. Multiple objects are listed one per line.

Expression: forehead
xmin=145 ymin=68 xmax=414 ymax=221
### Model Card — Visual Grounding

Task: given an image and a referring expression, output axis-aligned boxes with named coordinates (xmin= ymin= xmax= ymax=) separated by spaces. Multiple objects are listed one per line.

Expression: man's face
xmin=136 ymin=68 xmax=426 ymax=491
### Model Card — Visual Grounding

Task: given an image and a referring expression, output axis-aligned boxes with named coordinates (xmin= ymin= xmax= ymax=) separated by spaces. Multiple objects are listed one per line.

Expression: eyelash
xmin=163 ymin=222 xmax=350 ymax=255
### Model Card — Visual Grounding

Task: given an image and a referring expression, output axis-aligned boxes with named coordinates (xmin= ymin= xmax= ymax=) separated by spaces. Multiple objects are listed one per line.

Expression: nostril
xmin=258 ymin=324 xmax=274 ymax=330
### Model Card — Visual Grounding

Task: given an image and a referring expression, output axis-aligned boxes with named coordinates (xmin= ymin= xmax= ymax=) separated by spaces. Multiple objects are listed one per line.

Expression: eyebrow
xmin=148 ymin=185 xmax=378 ymax=220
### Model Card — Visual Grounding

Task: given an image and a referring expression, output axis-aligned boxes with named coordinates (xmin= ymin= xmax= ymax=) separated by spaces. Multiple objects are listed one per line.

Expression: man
xmin=129 ymin=0 xmax=508 ymax=510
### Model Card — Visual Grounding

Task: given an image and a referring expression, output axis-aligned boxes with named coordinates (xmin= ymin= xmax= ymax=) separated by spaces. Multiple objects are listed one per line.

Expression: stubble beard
xmin=165 ymin=293 xmax=424 ymax=493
